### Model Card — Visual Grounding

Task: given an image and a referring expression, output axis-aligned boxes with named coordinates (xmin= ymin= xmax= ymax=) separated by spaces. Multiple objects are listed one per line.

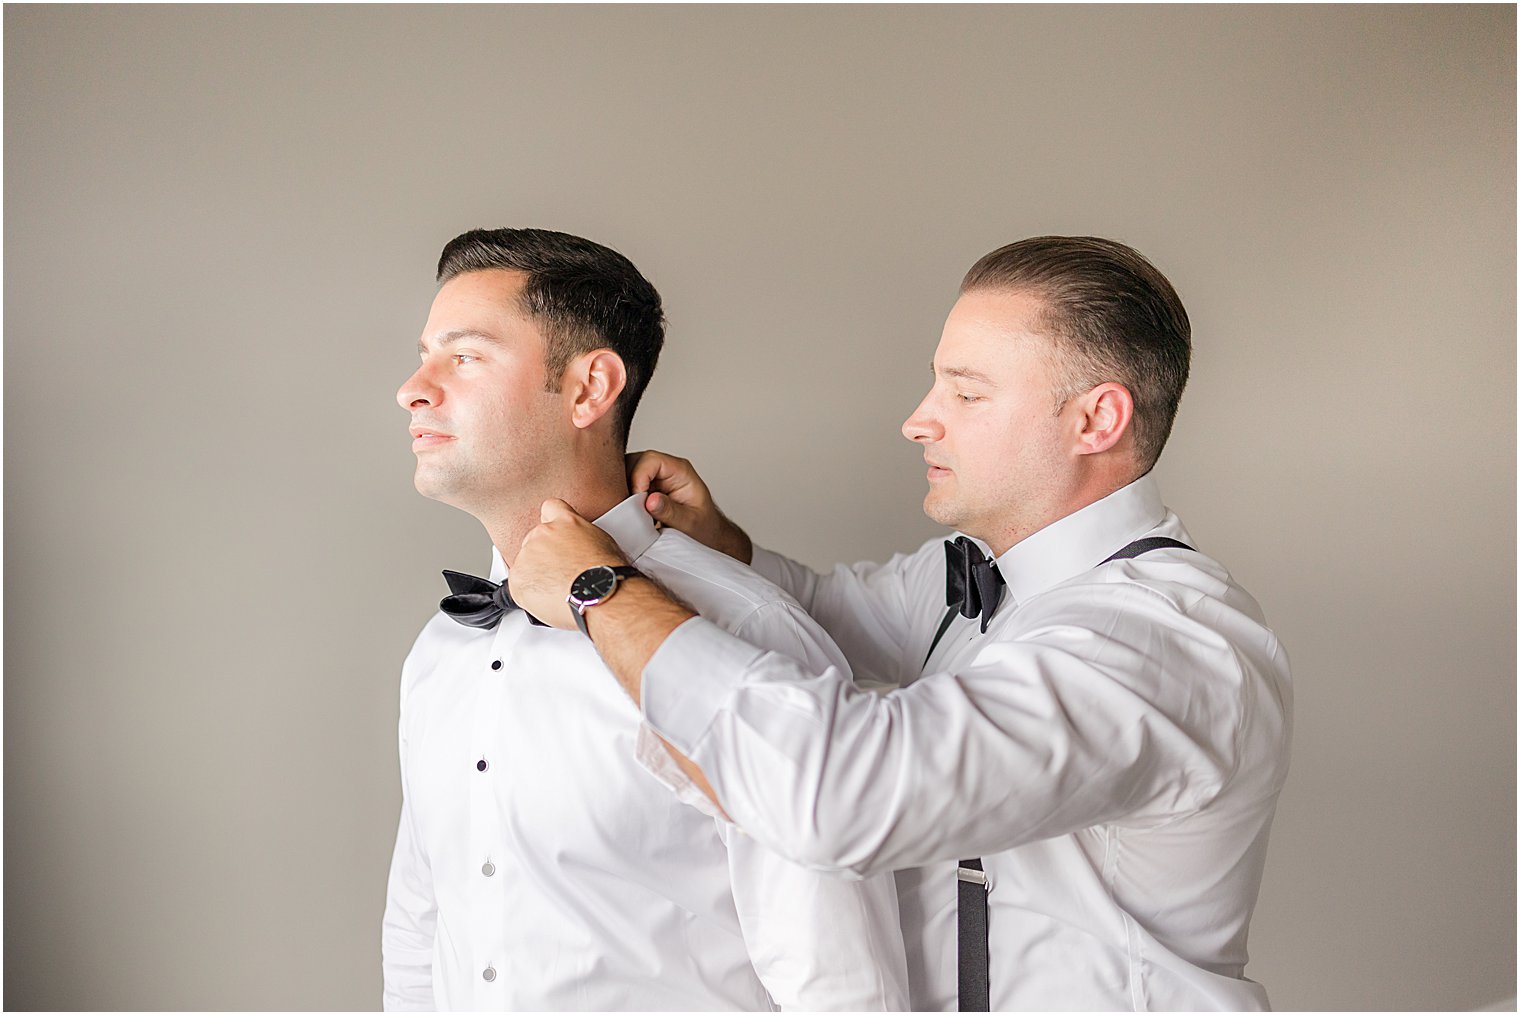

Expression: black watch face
xmin=570 ymin=566 xmax=617 ymax=606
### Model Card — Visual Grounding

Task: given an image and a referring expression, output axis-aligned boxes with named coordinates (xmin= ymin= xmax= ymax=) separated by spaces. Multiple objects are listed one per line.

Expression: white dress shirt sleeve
xmin=750 ymin=543 xmax=939 ymax=689
xmin=381 ymin=689 xmax=437 ymax=1011
xmin=707 ymin=600 xmax=909 ymax=1010
xmin=721 ymin=823 xmax=908 ymax=1010
xmin=643 ymin=580 xmax=1256 ymax=879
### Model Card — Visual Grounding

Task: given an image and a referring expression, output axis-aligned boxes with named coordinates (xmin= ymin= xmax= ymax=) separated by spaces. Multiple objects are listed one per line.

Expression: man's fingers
xmin=629 ymin=449 xmax=706 ymax=501
xmin=627 ymin=450 xmax=661 ymax=492
xmin=644 ymin=491 xmax=682 ymax=525
xmin=540 ymin=497 xmax=573 ymax=523
xmin=626 ymin=450 xmax=654 ymax=491
xmin=628 ymin=450 xmax=680 ymax=494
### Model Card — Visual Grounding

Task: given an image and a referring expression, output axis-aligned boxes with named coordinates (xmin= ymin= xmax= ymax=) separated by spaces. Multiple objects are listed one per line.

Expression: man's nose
xmin=902 ymin=393 xmax=943 ymax=443
xmin=397 ymin=364 xmax=440 ymax=411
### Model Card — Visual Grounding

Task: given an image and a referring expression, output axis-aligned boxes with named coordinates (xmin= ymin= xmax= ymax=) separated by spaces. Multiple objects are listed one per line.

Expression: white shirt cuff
xmin=633 ymin=725 xmax=727 ymax=820
xmin=641 ymin=616 xmax=765 ymax=755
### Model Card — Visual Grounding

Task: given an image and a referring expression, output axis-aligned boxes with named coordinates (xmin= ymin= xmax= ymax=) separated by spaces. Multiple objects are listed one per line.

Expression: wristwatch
xmin=567 ymin=565 xmax=643 ymax=638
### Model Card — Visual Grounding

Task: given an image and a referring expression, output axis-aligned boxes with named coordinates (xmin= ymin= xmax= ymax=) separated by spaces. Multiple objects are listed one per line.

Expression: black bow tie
xmin=944 ymin=536 xmax=1005 ymax=633
xmin=439 ymin=570 xmax=547 ymax=630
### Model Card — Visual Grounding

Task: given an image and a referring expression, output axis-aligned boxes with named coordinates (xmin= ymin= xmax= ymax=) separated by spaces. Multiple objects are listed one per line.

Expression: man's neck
xmin=478 ymin=461 xmax=630 ymax=570
xmin=982 ymin=468 xmax=1141 ymax=557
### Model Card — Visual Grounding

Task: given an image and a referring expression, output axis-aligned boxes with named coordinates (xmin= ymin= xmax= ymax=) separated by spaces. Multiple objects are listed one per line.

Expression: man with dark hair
xmin=381 ymin=228 xmax=909 ymax=1010
xmin=508 ymin=236 xmax=1293 ymax=1011
xmin=434 ymin=228 xmax=665 ymax=447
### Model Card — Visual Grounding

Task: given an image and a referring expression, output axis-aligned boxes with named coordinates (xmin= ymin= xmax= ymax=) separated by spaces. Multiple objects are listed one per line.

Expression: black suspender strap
xmin=1099 ymin=535 xmax=1194 ymax=564
xmin=923 ymin=606 xmax=959 ymax=669
xmin=957 ymin=859 xmax=991 ymax=1011
xmin=953 ymin=533 xmax=1194 ymax=1011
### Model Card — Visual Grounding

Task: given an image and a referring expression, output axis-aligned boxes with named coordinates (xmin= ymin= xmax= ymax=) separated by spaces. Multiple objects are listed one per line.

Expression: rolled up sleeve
xmin=642 ymin=617 xmax=764 ymax=756
xmin=643 ymin=583 xmax=1250 ymax=879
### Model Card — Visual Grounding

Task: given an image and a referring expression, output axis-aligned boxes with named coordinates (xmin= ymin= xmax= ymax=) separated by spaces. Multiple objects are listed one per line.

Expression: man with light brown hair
xmin=509 ymin=236 xmax=1293 ymax=1011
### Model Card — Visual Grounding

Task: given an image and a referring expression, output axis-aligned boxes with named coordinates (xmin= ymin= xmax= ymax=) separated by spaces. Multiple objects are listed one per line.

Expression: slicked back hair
xmin=436 ymin=228 xmax=665 ymax=448
xmin=961 ymin=236 xmax=1191 ymax=474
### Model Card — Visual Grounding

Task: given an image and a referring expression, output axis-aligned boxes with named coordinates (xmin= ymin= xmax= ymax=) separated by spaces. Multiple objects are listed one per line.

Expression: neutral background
xmin=5 ymin=5 xmax=1514 ymax=1011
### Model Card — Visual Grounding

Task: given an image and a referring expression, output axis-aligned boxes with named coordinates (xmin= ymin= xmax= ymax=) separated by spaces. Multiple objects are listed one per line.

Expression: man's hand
xmin=511 ymin=499 xmax=629 ymax=630
xmin=511 ymin=499 xmax=720 ymax=810
xmin=626 ymin=450 xmax=754 ymax=564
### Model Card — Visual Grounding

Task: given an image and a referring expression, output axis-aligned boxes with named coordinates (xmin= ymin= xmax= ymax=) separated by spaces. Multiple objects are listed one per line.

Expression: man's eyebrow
xmin=932 ymin=362 xmax=997 ymax=386
xmin=418 ymin=328 xmax=505 ymax=355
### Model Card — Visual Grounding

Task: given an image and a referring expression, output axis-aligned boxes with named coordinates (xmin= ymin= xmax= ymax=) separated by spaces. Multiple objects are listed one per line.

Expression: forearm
xmin=583 ymin=578 xmax=728 ymax=811
xmin=582 ymin=576 xmax=694 ymax=705
xmin=712 ymin=511 xmax=754 ymax=565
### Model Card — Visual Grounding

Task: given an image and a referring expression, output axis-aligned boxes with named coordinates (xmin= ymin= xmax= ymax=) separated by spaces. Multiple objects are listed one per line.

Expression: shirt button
xmin=490 ymin=660 xmax=502 ymax=670
xmin=482 ymin=861 xmax=496 ymax=877
xmin=476 ymin=758 xmax=488 ymax=772
xmin=482 ymin=966 xmax=496 ymax=982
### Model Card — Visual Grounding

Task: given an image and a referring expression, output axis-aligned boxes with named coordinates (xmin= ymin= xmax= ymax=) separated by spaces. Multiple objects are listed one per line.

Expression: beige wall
xmin=5 ymin=5 xmax=1513 ymax=1010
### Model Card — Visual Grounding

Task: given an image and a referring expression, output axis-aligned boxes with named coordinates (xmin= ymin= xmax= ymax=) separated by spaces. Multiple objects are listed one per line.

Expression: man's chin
xmin=922 ymin=491 xmax=962 ymax=530
xmin=413 ymin=467 xmax=464 ymax=507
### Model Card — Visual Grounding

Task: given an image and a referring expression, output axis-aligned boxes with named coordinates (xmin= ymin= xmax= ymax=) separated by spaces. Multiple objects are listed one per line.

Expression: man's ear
xmin=1070 ymin=382 xmax=1135 ymax=457
xmin=567 ymin=349 xmax=629 ymax=431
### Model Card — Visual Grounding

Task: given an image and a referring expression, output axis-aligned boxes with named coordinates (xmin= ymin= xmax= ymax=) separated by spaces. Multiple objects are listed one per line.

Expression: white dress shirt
xmin=641 ymin=476 xmax=1293 ymax=1011
xmin=382 ymin=494 xmax=910 ymax=1011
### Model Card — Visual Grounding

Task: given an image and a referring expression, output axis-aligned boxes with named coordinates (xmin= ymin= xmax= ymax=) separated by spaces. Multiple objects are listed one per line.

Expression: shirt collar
xmin=489 ymin=492 xmax=660 ymax=582
xmin=991 ymin=473 xmax=1167 ymax=604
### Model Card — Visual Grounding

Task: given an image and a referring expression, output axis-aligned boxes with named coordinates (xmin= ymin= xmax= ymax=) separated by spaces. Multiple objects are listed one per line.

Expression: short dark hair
xmin=961 ymin=236 xmax=1191 ymax=473
xmin=436 ymin=228 xmax=665 ymax=447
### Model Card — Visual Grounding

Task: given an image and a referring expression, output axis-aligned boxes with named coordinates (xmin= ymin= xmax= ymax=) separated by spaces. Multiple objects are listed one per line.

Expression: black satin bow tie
xmin=439 ymin=570 xmax=547 ymax=630
xmin=944 ymin=536 xmax=1005 ymax=633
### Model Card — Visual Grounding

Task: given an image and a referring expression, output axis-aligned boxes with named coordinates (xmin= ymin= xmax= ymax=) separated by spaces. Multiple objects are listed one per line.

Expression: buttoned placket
xmin=467 ymin=610 xmax=528 ymax=1004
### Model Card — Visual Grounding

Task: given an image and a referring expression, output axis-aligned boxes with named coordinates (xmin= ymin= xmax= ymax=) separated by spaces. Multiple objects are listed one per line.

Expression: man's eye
xmin=957 ymin=392 xmax=981 ymax=403
xmin=454 ymin=354 xmax=477 ymax=365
